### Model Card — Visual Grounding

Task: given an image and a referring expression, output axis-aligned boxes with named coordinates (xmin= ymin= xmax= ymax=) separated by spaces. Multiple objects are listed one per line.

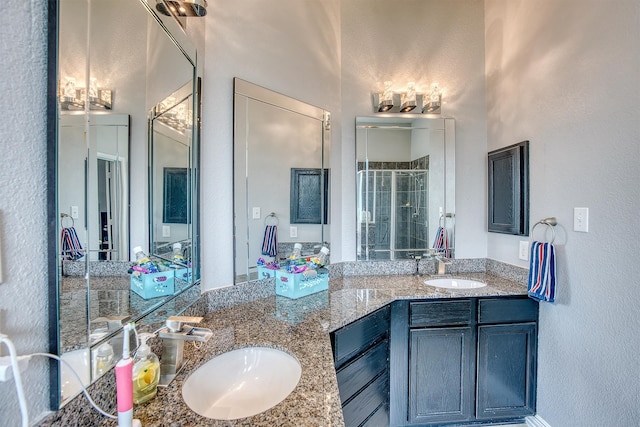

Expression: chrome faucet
xmin=435 ymin=254 xmax=452 ymax=275
xmin=158 ymin=316 xmax=212 ymax=387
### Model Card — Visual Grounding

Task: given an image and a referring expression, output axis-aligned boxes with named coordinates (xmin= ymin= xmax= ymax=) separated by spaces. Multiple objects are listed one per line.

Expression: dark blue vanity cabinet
xmin=475 ymin=298 xmax=538 ymax=420
xmin=390 ymin=297 xmax=538 ymax=426
xmin=332 ymin=305 xmax=391 ymax=427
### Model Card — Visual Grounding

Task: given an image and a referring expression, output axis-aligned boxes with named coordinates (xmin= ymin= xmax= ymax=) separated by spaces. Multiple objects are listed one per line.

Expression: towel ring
xmin=531 ymin=217 xmax=557 ymax=244
xmin=60 ymin=213 xmax=74 ymax=228
xmin=264 ymin=212 xmax=279 ymax=226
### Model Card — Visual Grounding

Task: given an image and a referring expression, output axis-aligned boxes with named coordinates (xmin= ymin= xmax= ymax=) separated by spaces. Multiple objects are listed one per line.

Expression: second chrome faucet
xmin=157 ymin=316 xmax=212 ymax=387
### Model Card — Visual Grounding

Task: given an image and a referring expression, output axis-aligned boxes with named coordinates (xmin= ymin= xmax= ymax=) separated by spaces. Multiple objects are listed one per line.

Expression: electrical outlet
xmin=519 ymin=241 xmax=529 ymax=261
xmin=289 ymin=226 xmax=298 ymax=238
xmin=0 ymin=355 xmax=31 ymax=382
xmin=162 ymin=225 xmax=171 ymax=237
xmin=252 ymin=207 xmax=261 ymax=219
xmin=574 ymin=207 xmax=589 ymax=232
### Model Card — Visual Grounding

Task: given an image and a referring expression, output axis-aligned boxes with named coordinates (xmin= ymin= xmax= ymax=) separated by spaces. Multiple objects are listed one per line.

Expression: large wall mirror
xmin=356 ymin=117 xmax=455 ymax=260
xmin=233 ymin=79 xmax=330 ymax=283
xmin=55 ymin=0 xmax=201 ymax=407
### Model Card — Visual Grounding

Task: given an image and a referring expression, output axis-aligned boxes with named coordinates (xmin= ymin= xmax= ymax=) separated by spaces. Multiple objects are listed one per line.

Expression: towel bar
xmin=531 ymin=217 xmax=557 ymax=244
xmin=264 ymin=212 xmax=279 ymax=226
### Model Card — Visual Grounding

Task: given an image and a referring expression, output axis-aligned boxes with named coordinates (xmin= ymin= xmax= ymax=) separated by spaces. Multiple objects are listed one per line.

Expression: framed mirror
xmin=233 ymin=78 xmax=331 ymax=283
xmin=356 ymin=116 xmax=455 ymax=260
xmin=55 ymin=0 xmax=201 ymax=406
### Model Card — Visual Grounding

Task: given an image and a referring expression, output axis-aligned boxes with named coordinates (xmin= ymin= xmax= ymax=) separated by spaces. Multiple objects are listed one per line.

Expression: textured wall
xmin=0 ymin=1 xmax=52 ymax=425
xmin=340 ymin=0 xmax=488 ymax=261
xmin=485 ymin=0 xmax=640 ymax=424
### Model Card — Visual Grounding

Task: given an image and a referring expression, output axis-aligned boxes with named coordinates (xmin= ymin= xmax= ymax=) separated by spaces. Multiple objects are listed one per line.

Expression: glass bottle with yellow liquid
xmin=132 ymin=333 xmax=160 ymax=404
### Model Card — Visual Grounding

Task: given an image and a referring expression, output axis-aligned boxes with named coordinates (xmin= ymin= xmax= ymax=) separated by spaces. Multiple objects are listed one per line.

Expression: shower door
xmin=357 ymin=170 xmax=429 ymax=260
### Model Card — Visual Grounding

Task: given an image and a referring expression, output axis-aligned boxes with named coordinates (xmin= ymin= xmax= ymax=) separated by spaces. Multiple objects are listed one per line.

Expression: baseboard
xmin=526 ymin=415 xmax=552 ymax=427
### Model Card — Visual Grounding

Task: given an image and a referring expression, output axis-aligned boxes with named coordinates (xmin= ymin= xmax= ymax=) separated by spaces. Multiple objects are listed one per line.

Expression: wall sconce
xmin=372 ymin=81 xmax=442 ymax=114
xmin=400 ymin=82 xmax=417 ymax=112
xmin=156 ymin=95 xmax=193 ymax=135
xmin=155 ymin=0 xmax=208 ymax=17
xmin=376 ymin=81 xmax=395 ymax=112
xmin=422 ymin=83 xmax=441 ymax=114
xmin=59 ymin=77 xmax=113 ymax=111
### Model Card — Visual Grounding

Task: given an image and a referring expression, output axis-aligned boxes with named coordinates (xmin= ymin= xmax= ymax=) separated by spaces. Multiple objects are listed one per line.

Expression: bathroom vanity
xmin=42 ymin=265 xmax=536 ymax=426
xmin=330 ymin=295 xmax=537 ymax=427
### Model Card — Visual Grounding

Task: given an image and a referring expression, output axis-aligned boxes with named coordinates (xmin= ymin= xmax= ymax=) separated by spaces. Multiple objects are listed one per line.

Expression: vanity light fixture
xmin=400 ymin=82 xmax=417 ymax=113
xmin=59 ymin=77 xmax=112 ymax=111
xmin=372 ymin=81 xmax=443 ymax=114
xmin=377 ymin=81 xmax=395 ymax=112
xmin=422 ymin=83 xmax=442 ymax=114
xmin=155 ymin=95 xmax=193 ymax=134
xmin=156 ymin=0 xmax=208 ymax=17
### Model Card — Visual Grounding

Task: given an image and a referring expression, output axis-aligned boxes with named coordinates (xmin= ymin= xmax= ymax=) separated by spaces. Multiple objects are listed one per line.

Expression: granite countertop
xmin=100 ymin=273 xmax=527 ymax=427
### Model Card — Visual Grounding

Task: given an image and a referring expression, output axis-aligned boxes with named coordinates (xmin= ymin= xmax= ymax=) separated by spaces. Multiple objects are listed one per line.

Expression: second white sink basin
xmin=182 ymin=346 xmax=302 ymax=420
xmin=425 ymin=278 xmax=487 ymax=289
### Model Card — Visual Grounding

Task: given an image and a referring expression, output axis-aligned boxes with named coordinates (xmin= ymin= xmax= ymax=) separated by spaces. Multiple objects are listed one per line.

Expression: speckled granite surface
xmin=41 ymin=260 xmax=529 ymax=427
xmin=60 ymin=276 xmax=194 ymax=352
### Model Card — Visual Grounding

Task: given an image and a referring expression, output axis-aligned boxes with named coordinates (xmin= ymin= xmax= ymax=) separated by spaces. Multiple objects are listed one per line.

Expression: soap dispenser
xmin=132 ymin=333 xmax=160 ymax=404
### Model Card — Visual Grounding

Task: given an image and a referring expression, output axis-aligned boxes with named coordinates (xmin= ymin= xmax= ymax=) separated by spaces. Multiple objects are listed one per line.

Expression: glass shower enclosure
xmin=357 ymin=169 xmax=429 ymax=260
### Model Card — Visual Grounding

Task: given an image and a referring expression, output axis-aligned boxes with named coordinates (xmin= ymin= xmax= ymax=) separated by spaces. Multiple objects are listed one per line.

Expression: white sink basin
xmin=182 ymin=347 xmax=302 ymax=420
xmin=425 ymin=278 xmax=487 ymax=289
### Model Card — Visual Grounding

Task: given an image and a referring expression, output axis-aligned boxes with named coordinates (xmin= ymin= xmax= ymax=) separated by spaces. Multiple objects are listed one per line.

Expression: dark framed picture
xmin=163 ymin=167 xmax=189 ymax=224
xmin=488 ymin=141 xmax=529 ymax=235
xmin=290 ymin=168 xmax=330 ymax=224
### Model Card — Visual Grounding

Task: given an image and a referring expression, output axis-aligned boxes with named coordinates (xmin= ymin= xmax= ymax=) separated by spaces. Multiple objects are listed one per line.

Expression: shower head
xmin=156 ymin=0 xmax=208 ymax=17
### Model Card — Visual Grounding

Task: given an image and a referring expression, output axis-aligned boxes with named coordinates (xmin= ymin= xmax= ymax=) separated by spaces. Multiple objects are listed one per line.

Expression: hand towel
xmin=261 ymin=225 xmax=278 ymax=257
xmin=527 ymin=241 xmax=556 ymax=302
xmin=432 ymin=226 xmax=451 ymax=258
xmin=61 ymin=226 xmax=84 ymax=260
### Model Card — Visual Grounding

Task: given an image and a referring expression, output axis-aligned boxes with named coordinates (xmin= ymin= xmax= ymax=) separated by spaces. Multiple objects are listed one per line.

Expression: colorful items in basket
xmin=257 ymin=257 xmax=280 ymax=270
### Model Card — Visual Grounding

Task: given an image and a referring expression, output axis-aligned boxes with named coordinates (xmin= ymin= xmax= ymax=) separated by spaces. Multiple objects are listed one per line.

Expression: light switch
xmin=289 ymin=226 xmax=298 ymax=238
xmin=252 ymin=207 xmax=261 ymax=219
xmin=573 ymin=207 xmax=589 ymax=232
xmin=71 ymin=206 xmax=79 ymax=219
xmin=162 ymin=225 xmax=171 ymax=237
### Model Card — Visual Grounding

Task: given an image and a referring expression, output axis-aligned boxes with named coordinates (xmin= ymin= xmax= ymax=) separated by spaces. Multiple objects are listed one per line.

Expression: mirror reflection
xmin=233 ymin=79 xmax=330 ymax=283
xmin=59 ymin=114 xmax=129 ymax=262
xmin=151 ymin=85 xmax=194 ymax=259
xmin=56 ymin=0 xmax=201 ymax=405
xmin=356 ymin=117 xmax=455 ymax=260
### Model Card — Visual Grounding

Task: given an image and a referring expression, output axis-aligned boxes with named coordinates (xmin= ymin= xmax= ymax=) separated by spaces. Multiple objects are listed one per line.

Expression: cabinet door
xmin=476 ymin=323 xmax=537 ymax=420
xmin=408 ymin=327 xmax=474 ymax=425
xmin=333 ymin=305 xmax=390 ymax=368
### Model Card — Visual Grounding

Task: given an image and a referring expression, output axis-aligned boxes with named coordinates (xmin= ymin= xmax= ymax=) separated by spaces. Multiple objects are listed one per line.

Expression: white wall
xmin=202 ymin=0 xmax=341 ymax=289
xmin=485 ymin=0 xmax=640 ymax=424
xmin=0 ymin=1 xmax=51 ymax=425
xmin=341 ymin=0 xmax=488 ymax=261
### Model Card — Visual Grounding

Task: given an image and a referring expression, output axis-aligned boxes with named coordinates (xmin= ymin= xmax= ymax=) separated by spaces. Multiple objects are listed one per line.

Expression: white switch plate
xmin=574 ymin=207 xmax=589 ymax=232
xmin=252 ymin=207 xmax=261 ymax=219
xmin=289 ymin=226 xmax=298 ymax=238
xmin=162 ymin=225 xmax=171 ymax=237
xmin=519 ymin=241 xmax=529 ymax=261
xmin=71 ymin=206 xmax=79 ymax=219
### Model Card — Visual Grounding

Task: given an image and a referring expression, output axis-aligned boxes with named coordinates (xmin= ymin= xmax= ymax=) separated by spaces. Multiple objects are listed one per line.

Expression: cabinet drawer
xmin=410 ymin=300 xmax=472 ymax=327
xmin=478 ymin=298 xmax=538 ymax=324
xmin=333 ymin=305 xmax=390 ymax=367
xmin=342 ymin=371 xmax=389 ymax=427
xmin=336 ymin=339 xmax=388 ymax=403
xmin=361 ymin=403 xmax=389 ymax=427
